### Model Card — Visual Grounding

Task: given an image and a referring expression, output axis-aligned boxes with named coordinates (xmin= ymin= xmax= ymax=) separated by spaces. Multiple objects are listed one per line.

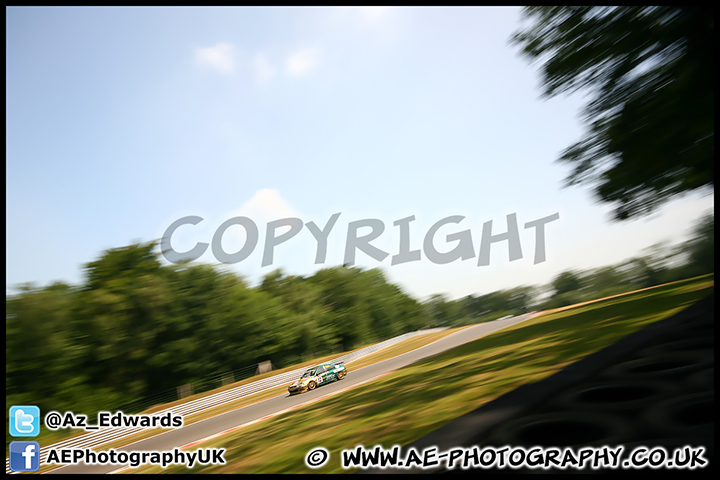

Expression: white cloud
xmin=218 ymin=189 xmax=309 ymax=278
xmin=193 ymin=45 xmax=320 ymax=80
xmin=285 ymin=48 xmax=320 ymax=76
xmin=359 ymin=6 xmax=389 ymax=20
xmin=234 ymin=188 xmax=301 ymax=222
xmin=253 ymin=53 xmax=276 ymax=82
xmin=194 ymin=42 xmax=237 ymax=74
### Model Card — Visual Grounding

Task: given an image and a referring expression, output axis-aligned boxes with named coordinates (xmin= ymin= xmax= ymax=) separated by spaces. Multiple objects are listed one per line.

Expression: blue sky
xmin=6 ymin=6 xmax=714 ymax=300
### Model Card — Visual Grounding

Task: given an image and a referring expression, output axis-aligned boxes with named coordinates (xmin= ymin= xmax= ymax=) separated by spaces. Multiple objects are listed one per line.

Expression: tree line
xmin=6 ymin=213 xmax=712 ymax=418
xmin=6 ymin=250 xmax=429 ymax=417
xmin=424 ymin=213 xmax=713 ymax=327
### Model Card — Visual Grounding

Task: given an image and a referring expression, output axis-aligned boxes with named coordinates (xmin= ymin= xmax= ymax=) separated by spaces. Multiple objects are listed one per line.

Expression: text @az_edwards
xmin=44 ymin=410 xmax=183 ymax=431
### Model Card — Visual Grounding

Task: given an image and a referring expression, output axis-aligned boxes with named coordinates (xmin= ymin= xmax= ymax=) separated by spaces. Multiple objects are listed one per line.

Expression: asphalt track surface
xmin=48 ymin=313 xmax=536 ymax=474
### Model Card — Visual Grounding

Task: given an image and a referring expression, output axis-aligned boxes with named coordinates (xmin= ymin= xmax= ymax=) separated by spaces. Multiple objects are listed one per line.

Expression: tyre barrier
xmin=479 ymin=300 xmax=714 ymax=459
xmin=554 ymin=380 xmax=673 ymax=413
xmin=640 ymin=337 xmax=713 ymax=356
xmin=685 ymin=367 xmax=714 ymax=391
xmin=362 ymin=294 xmax=714 ymax=473
xmin=643 ymin=393 xmax=714 ymax=437
xmin=600 ymin=351 xmax=712 ymax=381
xmin=485 ymin=411 xmax=630 ymax=448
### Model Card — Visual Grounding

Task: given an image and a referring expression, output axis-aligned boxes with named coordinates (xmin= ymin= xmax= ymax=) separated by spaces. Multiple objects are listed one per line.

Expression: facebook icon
xmin=9 ymin=441 xmax=41 ymax=472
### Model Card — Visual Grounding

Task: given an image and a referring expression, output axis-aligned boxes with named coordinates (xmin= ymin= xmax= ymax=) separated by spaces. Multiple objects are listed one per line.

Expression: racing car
xmin=288 ymin=361 xmax=347 ymax=395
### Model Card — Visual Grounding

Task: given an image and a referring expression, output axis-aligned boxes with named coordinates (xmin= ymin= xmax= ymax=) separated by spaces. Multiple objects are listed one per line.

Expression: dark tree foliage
xmin=512 ymin=6 xmax=714 ymax=220
xmin=84 ymin=241 xmax=162 ymax=290
xmin=6 ymin=244 xmax=429 ymax=417
xmin=6 ymin=217 xmax=713 ymax=419
xmin=551 ymin=270 xmax=584 ymax=296
xmin=682 ymin=212 xmax=714 ymax=276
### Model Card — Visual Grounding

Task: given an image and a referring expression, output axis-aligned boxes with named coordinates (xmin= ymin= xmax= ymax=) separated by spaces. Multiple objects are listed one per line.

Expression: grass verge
xmin=131 ymin=273 xmax=713 ymax=474
xmin=15 ymin=325 xmax=468 ymax=473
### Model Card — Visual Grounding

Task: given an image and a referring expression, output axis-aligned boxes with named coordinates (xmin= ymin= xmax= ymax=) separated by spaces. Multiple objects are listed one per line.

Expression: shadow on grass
xmin=141 ymin=275 xmax=714 ymax=474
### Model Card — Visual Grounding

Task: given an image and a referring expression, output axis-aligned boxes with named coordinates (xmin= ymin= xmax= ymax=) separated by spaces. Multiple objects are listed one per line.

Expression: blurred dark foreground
xmin=362 ymin=293 xmax=714 ymax=473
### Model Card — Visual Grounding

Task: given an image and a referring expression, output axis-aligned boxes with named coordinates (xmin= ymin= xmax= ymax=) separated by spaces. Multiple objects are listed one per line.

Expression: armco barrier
xmin=6 ymin=327 xmax=447 ymax=474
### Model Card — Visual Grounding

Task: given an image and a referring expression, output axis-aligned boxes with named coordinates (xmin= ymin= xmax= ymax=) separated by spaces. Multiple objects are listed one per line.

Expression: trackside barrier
xmin=6 ymin=327 xmax=447 ymax=473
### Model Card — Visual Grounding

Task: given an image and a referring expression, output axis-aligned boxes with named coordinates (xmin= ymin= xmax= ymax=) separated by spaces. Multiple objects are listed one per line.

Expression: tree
xmin=84 ymin=241 xmax=162 ymax=290
xmin=681 ymin=212 xmax=714 ymax=276
xmin=552 ymin=270 xmax=584 ymax=297
xmin=512 ymin=7 xmax=714 ymax=220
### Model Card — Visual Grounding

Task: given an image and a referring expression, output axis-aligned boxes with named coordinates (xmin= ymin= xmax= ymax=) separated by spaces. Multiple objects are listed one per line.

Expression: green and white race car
xmin=288 ymin=361 xmax=347 ymax=395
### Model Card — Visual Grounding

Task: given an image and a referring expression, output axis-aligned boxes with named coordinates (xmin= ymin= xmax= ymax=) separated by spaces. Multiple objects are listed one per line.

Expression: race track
xmin=47 ymin=313 xmax=537 ymax=474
